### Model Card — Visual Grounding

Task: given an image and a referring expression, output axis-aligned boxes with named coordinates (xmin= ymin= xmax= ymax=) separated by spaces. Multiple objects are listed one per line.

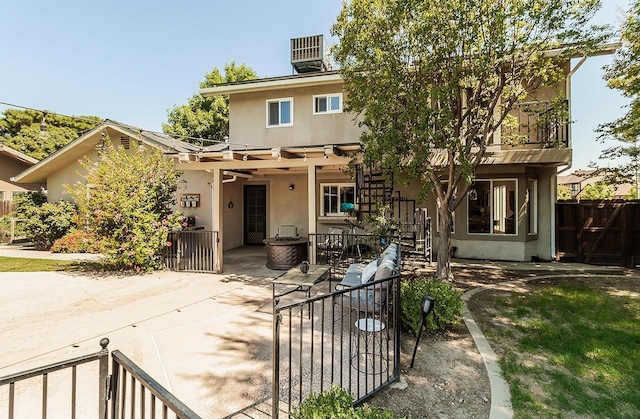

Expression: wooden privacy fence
xmin=556 ymin=200 xmax=640 ymax=268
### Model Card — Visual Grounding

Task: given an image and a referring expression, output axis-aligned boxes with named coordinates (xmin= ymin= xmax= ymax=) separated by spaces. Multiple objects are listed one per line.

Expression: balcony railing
xmin=511 ymin=100 xmax=569 ymax=148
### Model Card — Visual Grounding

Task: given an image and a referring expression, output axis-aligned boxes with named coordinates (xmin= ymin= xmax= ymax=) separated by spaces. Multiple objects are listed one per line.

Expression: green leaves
xmin=595 ymin=1 xmax=640 ymax=191
xmin=67 ymin=137 xmax=182 ymax=271
xmin=0 ymin=109 xmax=101 ymax=160
xmin=163 ymin=61 xmax=257 ymax=143
xmin=400 ymin=276 xmax=463 ymax=334
xmin=332 ymin=0 xmax=611 ymax=278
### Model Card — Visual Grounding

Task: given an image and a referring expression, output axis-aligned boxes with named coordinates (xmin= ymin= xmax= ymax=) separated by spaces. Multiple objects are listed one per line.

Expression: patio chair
xmin=275 ymin=225 xmax=299 ymax=240
xmin=317 ymin=226 xmax=345 ymax=265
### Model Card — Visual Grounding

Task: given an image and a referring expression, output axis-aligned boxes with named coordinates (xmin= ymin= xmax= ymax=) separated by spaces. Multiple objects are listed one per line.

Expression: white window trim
xmin=266 ymin=97 xmax=294 ymax=128
xmin=527 ymin=179 xmax=538 ymax=235
xmin=320 ymin=183 xmax=356 ymax=216
xmin=313 ymin=93 xmax=343 ymax=115
xmin=467 ymin=178 xmax=518 ymax=235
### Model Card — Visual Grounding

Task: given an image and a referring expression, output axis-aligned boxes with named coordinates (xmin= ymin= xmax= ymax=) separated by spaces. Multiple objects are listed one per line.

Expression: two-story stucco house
xmin=170 ymin=36 xmax=619 ymax=271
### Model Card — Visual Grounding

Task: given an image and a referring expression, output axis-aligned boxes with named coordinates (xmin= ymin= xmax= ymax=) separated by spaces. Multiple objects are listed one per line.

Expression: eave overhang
xmin=200 ymin=72 xmax=343 ymax=97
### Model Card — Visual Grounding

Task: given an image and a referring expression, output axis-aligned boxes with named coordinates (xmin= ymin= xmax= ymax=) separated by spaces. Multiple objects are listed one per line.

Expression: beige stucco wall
xmin=228 ymin=82 xmax=363 ymax=147
xmin=0 ymin=156 xmax=39 ymax=200
xmin=392 ymin=164 xmax=558 ymax=262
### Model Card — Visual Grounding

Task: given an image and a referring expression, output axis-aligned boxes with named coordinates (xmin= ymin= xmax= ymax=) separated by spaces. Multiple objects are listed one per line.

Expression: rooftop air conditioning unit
xmin=291 ymin=35 xmax=332 ymax=74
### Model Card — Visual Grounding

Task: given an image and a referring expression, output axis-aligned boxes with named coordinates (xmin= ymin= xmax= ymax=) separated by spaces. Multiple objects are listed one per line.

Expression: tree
xmin=0 ymin=109 xmax=101 ymax=160
xmin=580 ymin=181 xmax=614 ymax=199
xmin=67 ymin=138 xmax=182 ymax=271
xmin=163 ymin=62 xmax=258 ymax=143
xmin=593 ymin=0 xmax=640 ymax=199
xmin=557 ymin=185 xmax=573 ymax=200
xmin=332 ymin=0 xmax=610 ymax=279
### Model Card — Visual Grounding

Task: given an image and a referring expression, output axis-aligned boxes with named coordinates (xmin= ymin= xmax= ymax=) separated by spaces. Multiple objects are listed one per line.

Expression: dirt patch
xmin=370 ymin=326 xmax=491 ymax=419
xmin=369 ymin=264 xmax=637 ymax=418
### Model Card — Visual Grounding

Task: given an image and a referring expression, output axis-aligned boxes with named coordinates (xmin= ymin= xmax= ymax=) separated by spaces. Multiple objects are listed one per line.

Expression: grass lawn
xmin=468 ymin=276 xmax=640 ymax=419
xmin=0 ymin=256 xmax=84 ymax=272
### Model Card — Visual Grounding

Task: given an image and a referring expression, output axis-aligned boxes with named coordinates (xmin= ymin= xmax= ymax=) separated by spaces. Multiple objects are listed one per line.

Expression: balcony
xmin=510 ymin=100 xmax=569 ymax=148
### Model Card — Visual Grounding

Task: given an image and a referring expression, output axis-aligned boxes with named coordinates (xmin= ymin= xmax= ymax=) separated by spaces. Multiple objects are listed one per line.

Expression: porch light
xmin=410 ymin=295 xmax=435 ymax=368
xmin=469 ymin=188 xmax=478 ymax=201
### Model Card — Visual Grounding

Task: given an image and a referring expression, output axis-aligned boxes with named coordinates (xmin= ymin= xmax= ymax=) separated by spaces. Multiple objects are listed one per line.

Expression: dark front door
xmin=244 ymin=185 xmax=267 ymax=245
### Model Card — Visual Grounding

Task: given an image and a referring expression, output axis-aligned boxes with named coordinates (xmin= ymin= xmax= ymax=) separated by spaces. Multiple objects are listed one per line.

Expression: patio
xmin=0 ymin=247 xmax=284 ymax=418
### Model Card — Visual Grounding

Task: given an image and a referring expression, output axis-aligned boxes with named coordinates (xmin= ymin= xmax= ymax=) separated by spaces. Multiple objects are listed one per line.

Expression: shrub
xmin=0 ymin=216 xmax=11 ymax=243
xmin=66 ymin=138 xmax=182 ymax=272
xmin=17 ymin=200 xmax=76 ymax=250
xmin=51 ymin=228 xmax=101 ymax=253
xmin=400 ymin=276 xmax=464 ymax=334
xmin=291 ymin=386 xmax=403 ymax=419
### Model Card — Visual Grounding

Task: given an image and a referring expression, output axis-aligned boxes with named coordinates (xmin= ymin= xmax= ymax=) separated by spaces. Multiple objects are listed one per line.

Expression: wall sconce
xmin=289 ymin=184 xmax=295 ymax=190
xmin=228 ymin=200 xmax=234 ymax=209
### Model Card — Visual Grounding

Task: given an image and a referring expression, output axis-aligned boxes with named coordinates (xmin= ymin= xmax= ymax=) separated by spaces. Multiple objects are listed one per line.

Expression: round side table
xmin=351 ymin=318 xmax=388 ymax=374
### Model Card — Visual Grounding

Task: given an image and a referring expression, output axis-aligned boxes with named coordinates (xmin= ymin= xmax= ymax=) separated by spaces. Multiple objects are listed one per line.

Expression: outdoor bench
xmin=334 ymin=242 xmax=401 ymax=312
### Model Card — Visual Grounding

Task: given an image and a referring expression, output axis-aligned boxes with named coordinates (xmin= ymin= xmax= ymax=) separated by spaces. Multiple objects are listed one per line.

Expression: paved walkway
xmin=0 ymin=245 xmax=632 ymax=418
xmin=0 ymin=242 xmax=103 ymax=261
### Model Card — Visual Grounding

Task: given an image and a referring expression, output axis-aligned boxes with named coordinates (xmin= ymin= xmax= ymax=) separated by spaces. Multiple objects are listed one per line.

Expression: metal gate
xmin=0 ymin=338 xmax=201 ymax=419
xmin=272 ymin=272 xmax=401 ymax=418
xmin=556 ymin=200 xmax=640 ymax=267
xmin=163 ymin=230 xmax=219 ymax=273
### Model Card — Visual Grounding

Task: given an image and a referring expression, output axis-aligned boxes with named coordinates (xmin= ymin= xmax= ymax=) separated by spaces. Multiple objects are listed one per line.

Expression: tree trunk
xmin=436 ymin=204 xmax=454 ymax=280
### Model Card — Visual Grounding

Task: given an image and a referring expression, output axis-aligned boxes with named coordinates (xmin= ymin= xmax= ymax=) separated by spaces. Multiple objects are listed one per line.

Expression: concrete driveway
xmin=0 ymin=247 xmax=281 ymax=418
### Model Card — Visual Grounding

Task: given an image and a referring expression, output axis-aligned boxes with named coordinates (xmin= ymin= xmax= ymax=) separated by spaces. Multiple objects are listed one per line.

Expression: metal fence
xmin=0 ymin=339 xmax=110 ymax=419
xmin=110 ymin=350 xmax=201 ymax=419
xmin=163 ymin=230 xmax=219 ymax=273
xmin=272 ymin=273 xmax=401 ymax=418
xmin=0 ymin=339 xmax=201 ymax=419
xmin=309 ymin=232 xmax=388 ymax=279
xmin=512 ymin=100 xmax=569 ymax=148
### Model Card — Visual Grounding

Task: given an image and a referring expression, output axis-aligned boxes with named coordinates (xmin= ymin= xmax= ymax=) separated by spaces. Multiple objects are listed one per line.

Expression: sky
xmin=0 ymin=0 xmax=633 ymax=171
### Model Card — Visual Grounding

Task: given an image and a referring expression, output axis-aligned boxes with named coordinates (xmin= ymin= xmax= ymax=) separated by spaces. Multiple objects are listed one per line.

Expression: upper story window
xmin=313 ymin=93 xmax=342 ymax=115
xmin=321 ymin=183 xmax=355 ymax=216
xmin=267 ymin=98 xmax=293 ymax=127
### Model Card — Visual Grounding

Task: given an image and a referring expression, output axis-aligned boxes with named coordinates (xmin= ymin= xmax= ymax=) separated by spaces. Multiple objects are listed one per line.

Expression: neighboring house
xmin=0 ymin=144 xmax=39 ymax=215
xmin=166 ymin=35 xmax=619 ymax=270
xmin=12 ymin=119 xmax=203 ymax=215
xmin=558 ymin=169 xmax=634 ymax=199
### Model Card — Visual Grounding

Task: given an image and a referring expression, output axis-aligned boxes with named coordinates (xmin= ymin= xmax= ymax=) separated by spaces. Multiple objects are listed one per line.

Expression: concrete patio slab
xmin=0 ymin=257 xmax=282 ymax=418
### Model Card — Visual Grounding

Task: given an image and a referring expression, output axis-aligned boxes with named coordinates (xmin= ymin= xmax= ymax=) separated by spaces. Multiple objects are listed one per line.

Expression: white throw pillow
xmin=361 ymin=259 xmax=378 ymax=284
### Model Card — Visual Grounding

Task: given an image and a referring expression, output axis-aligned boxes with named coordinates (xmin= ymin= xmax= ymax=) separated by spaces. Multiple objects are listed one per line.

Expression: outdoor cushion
xmin=374 ymin=259 xmax=395 ymax=280
xmin=360 ymin=259 xmax=378 ymax=284
xmin=336 ymin=263 xmax=366 ymax=289
xmin=342 ymin=286 xmax=387 ymax=312
xmin=378 ymin=244 xmax=398 ymax=264
xmin=380 ymin=251 xmax=396 ymax=265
